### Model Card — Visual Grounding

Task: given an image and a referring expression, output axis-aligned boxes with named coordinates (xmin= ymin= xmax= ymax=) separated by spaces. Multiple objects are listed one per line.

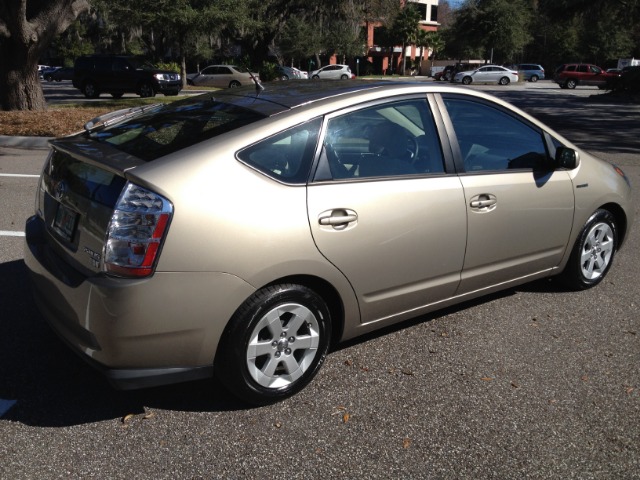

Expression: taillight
xmin=103 ymin=182 xmax=172 ymax=277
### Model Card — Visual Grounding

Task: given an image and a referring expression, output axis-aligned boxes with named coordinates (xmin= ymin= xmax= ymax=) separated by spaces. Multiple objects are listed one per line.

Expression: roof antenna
xmin=247 ymin=67 xmax=264 ymax=94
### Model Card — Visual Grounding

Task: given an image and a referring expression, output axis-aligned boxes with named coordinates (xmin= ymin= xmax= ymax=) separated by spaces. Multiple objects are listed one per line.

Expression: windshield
xmin=88 ymin=96 xmax=266 ymax=161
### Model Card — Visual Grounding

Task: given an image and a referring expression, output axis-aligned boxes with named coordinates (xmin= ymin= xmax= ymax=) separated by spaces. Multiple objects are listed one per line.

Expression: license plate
xmin=52 ymin=203 xmax=79 ymax=242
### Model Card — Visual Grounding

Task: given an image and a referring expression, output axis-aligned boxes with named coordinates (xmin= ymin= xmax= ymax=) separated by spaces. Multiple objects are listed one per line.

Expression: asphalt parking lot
xmin=0 ymin=79 xmax=638 ymax=479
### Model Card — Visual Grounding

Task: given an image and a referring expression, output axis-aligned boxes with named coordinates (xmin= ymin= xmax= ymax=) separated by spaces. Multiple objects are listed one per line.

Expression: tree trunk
xmin=0 ymin=41 xmax=47 ymax=110
xmin=0 ymin=0 xmax=90 ymax=111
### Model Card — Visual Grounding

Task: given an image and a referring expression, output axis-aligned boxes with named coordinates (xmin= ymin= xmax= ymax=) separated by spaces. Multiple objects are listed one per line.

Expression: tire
xmin=530 ymin=75 xmax=539 ymax=82
xmin=45 ymin=75 xmax=53 ymax=82
xmin=312 ymin=75 xmax=320 ymax=80
xmin=340 ymin=74 xmax=348 ymax=79
xmin=83 ymin=81 xmax=99 ymax=99
xmin=139 ymin=82 xmax=155 ymax=98
xmin=566 ymin=79 xmax=577 ymax=89
xmin=559 ymin=209 xmax=618 ymax=290
xmin=216 ymin=284 xmax=332 ymax=406
xmin=280 ymin=75 xmax=289 ymax=81
xmin=462 ymin=76 xmax=472 ymax=85
xmin=229 ymin=80 xmax=241 ymax=88
xmin=499 ymin=76 xmax=510 ymax=85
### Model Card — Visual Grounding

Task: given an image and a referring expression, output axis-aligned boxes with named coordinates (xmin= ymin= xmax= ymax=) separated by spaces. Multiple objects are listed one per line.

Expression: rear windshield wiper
xmin=84 ymin=103 xmax=163 ymax=132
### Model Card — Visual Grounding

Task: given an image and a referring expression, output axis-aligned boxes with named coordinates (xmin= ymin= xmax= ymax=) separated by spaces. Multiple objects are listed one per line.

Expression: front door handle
xmin=470 ymin=194 xmax=497 ymax=210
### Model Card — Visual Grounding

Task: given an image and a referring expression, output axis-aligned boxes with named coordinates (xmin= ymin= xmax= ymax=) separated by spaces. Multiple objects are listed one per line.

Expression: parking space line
xmin=0 ymin=173 xmax=39 ymax=178
xmin=0 ymin=230 xmax=25 ymax=237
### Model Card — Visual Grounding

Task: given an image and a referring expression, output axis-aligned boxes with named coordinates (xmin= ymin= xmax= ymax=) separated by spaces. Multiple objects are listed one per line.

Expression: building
xmin=365 ymin=0 xmax=440 ymax=75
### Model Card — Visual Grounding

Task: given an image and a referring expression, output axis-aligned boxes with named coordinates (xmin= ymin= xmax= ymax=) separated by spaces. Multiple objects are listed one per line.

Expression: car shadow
xmin=0 ymin=258 xmax=569 ymax=427
xmin=0 ymin=260 xmax=246 ymax=427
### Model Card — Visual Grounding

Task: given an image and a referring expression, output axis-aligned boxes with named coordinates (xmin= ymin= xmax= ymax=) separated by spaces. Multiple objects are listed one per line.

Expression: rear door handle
xmin=318 ymin=209 xmax=358 ymax=229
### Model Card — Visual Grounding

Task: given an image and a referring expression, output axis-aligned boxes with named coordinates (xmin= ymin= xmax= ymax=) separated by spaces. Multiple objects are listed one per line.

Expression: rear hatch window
xmin=86 ymin=96 xmax=266 ymax=161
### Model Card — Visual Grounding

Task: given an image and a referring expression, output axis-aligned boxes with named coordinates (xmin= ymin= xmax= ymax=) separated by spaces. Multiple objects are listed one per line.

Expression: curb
xmin=0 ymin=135 xmax=52 ymax=150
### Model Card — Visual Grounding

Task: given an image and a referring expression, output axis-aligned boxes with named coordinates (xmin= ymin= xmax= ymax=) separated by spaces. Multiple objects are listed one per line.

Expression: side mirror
xmin=555 ymin=146 xmax=580 ymax=170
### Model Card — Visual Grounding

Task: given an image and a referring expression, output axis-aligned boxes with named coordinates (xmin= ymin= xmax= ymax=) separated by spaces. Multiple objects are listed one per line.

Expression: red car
xmin=554 ymin=63 xmax=620 ymax=89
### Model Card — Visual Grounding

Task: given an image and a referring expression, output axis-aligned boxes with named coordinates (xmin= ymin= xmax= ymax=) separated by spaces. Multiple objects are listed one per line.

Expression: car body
xmin=517 ymin=63 xmax=545 ymax=82
xmin=554 ymin=63 xmax=619 ymax=89
xmin=610 ymin=65 xmax=640 ymax=92
xmin=310 ymin=64 xmax=354 ymax=79
xmin=186 ymin=65 xmax=258 ymax=88
xmin=72 ymin=55 xmax=182 ymax=98
xmin=45 ymin=67 xmax=74 ymax=82
xmin=454 ymin=65 xmax=519 ymax=85
xmin=24 ymin=81 xmax=632 ymax=406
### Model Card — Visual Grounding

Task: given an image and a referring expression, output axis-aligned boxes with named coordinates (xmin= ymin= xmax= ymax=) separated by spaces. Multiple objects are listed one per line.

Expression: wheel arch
xmin=260 ymin=274 xmax=346 ymax=348
xmin=600 ymin=202 xmax=629 ymax=248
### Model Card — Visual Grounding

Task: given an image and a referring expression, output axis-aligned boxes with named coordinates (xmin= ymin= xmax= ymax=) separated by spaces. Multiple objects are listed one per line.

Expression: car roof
xmin=201 ymin=80 xmax=418 ymax=116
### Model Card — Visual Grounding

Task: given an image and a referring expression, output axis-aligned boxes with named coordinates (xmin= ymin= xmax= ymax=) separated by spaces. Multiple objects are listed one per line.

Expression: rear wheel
xmin=559 ymin=209 xmax=618 ymax=290
xmin=462 ymin=76 xmax=472 ymax=85
xmin=566 ymin=79 xmax=577 ymax=89
xmin=340 ymin=74 xmax=348 ymax=79
xmin=229 ymin=80 xmax=241 ymax=88
xmin=216 ymin=284 xmax=331 ymax=406
xmin=83 ymin=81 xmax=99 ymax=99
xmin=499 ymin=76 xmax=510 ymax=85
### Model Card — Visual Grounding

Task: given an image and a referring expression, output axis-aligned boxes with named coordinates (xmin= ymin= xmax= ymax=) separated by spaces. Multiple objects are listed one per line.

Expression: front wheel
xmin=139 ymin=82 xmax=155 ymax=98
xmin=83 ymin=81 xmax=99 ymax=99
xmin=216 ymin=284 xmax=332 ymax=405
xmin=559 ymin=209 xmax=618 ymax=290
xmin=530 ymin=75 xmax=539 ymax=82
xmin=462 ymin=76 xmax=472 ymax=85
xmin=499 ymin=76 xmax=510 ymax=85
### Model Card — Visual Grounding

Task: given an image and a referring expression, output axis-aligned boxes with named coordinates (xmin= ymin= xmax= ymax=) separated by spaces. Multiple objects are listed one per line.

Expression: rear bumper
xmin=24 ymin=214 xmax=255 ymax=389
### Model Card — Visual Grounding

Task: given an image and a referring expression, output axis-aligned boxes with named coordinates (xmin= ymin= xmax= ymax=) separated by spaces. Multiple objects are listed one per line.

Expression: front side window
xmin=443 ymin=97 xmax=549 ymax=172
xmin=321 ymin=99 xmax=445 ymax=179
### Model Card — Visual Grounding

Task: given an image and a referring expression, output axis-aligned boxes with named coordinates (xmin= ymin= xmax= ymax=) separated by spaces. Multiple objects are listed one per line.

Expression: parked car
xmin=434 ymin=65 xmax=455 ymax=81
xmin=517 ymin=63 xmax=545 ymax=82
xmin=310 ymin=64 xmax=354 ymax=79
xmin=37 ymin=65 xmax=51 ymax=78
xmin=610 ymin=65 xmax=640 ymax=93
xmin=454 ymin=65 xmax=519 ymax=85
xmin=24 ymin=81 xmax=632 ymax=406
xmin=45 ymin=67 xmax=74 ymax=82
xmin=554 ymin=63 xmax=619 ymax=89
xmin=72 ymin=55 xmax=181 ymax=98
xmin=275 ymin=65 xmax=303 ymax=80
xmin=187 ymin=65 xmax=258 ymax=88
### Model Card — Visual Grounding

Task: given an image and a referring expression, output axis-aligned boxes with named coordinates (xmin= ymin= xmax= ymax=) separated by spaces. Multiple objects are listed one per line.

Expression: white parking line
xmin=0 ymin=173 xmax=39 ymax=178
xmin=0 ymin=230 xmax=25 ymax=237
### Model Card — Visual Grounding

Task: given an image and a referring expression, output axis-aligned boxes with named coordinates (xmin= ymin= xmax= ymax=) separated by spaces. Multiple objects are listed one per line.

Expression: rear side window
xmin=238 ymin=118 xmax=322 ymax=184
xmin=88 ymin=97 xmax=265 ymax=161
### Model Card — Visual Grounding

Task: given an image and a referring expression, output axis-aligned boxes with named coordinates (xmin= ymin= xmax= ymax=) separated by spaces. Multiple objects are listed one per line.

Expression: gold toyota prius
xmin=24 ymin=80 xmax=633 ymax=405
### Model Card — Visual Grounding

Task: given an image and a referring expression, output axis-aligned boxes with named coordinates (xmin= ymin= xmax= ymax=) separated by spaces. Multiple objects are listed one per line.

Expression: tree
xmin=0 ymin=0 xmax=90 ymax=110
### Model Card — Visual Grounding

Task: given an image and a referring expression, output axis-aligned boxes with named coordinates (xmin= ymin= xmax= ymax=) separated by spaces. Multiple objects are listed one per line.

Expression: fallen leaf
xmin=344 ymin=359 xmax=353 ymax=366
xmin=121 ymin=413 xmax=135 ymax=424
xmin=581 ymin=375 xmax=589 ymax=382
xmin=481 ymin=377 xmax=493 ymax=382
xmin=402 ymin=369 xmax=414 ymax=376
xmin=143 ymin=412 xmax=155 ymax=420
xmin=342 ymin=413 xmax=350 ymax=423
xmin=626 ymin=387 xmax=635 ymax=395
xmin=402 ymin=438 xmax=411 ymax=449
xmin=274 ymin=421 xmax=282 ymax=428
xmin=511 ymin=381 xmax=520 ymax=389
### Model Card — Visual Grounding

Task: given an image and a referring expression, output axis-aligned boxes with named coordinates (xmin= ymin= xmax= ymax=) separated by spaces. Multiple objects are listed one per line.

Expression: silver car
xmin=186 ymin=65 xmax=257 ymax=88
xmin=24 ymin=81 xmax=633 ymax=405
xmin=310 ymin=64 xmax=354 ymax=79
xmin=454 ymin=65 xmax=519 ymax=85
